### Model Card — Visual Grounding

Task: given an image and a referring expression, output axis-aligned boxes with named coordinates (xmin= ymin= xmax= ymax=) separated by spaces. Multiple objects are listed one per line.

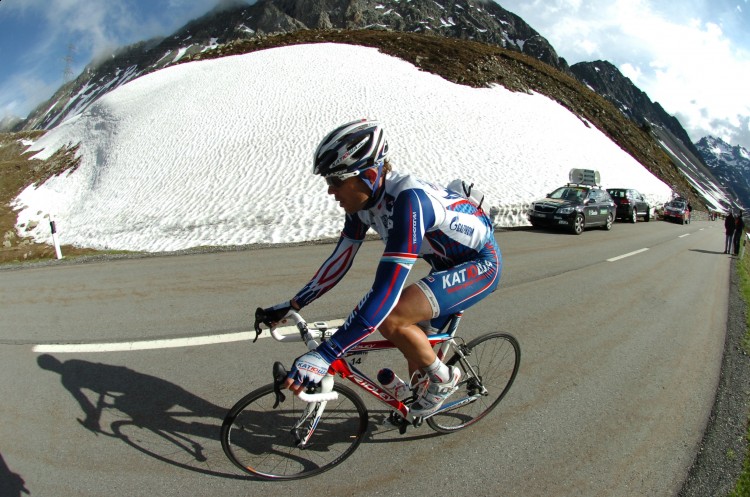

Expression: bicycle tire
xmin=221 ymin=382 xmax=368 ymax=480
xmin=427 ymin=332 xmax=520 ymax=433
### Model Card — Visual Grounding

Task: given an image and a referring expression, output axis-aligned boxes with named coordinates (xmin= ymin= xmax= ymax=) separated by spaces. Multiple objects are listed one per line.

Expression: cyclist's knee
xmin=379 ymin=313 xmax=421 ymax=340
xmin=378 ymin=315 xmax=402 ymax=340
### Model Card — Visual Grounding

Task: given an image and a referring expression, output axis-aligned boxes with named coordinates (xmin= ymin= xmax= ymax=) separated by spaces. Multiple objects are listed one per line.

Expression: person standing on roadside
xmin=724 ymin=211 xmax=735 ymax=253
xmin=733 ymin=211 xmax=745 ymax=256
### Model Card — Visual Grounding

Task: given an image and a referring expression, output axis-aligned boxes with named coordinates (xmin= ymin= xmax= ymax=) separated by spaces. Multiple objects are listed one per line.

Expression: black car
xmin=606 ymin=188 xmax=651 ymax=223
xmin=528 ymin=184 xmax=616 ymax=235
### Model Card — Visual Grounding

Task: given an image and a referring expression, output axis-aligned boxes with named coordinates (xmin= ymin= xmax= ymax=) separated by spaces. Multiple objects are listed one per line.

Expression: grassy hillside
xmin=0 ymin=29 xmax=700 ymax=264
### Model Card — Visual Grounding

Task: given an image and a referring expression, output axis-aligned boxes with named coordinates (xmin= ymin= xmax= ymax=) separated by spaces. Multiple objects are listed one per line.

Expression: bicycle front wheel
xmin=427 ymin=332 xmax=520 ymax=433
xmin=221 ymin=382 xmax=368 ymax=480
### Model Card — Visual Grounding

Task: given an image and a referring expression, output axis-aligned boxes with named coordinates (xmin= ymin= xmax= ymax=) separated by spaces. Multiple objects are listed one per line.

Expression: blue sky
xmin=0 ymin=0 xmax=226 ymax=121
xmin=1 ymin=0 xmax=749 ymax=149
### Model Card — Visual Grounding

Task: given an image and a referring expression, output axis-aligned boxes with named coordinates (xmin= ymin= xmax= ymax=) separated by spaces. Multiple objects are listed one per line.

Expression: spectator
xmin=733 ymin=211 xmax=745 ymax=256
xmin=724 ymin=211 xmax=735 ymax=254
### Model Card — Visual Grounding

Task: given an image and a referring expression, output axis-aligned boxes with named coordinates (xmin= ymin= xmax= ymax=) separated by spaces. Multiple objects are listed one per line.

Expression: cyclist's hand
xmin=254 ymin=301 xmax=294 ymax=333
xmin=284 ymin=351 xmax=330 ymax=393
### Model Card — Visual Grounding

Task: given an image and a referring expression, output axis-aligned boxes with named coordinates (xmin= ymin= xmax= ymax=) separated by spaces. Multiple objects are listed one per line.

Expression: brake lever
xmin=253 ymin=307 xmax=266 ymax=343
xmin=272 ymin=361 xmax=288 ymax=408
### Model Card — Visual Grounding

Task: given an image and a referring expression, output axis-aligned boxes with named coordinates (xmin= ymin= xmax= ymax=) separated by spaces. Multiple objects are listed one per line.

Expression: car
xmin=528 ymin=175 xmax=616 ymax=235
xmin=662 ymin=200 xmax=691 ymax=224
xmin=606 ymin=188 xmax=651 ymax=223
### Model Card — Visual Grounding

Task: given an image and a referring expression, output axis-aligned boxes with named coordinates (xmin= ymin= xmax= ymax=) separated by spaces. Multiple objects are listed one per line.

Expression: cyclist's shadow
xmin=0 ymin=453 xmax=29 ymax=496
xmin=37 ymin=354 xmax=242 ymax=478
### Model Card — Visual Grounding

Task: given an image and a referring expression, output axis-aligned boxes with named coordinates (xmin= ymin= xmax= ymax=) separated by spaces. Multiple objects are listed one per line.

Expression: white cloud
xmin=0 ymin=70 xmax=59 ymax=120
xmin=497 ymin=0 xmax=750 ymax=148
xmin=0 ymin=0 xmax=229 ymax=119
xmin=619 ymin=63 xmax=642 ymax=84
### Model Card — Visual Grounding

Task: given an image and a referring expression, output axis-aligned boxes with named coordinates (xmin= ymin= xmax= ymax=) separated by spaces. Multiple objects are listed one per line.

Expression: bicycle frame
xmin=222 ymin=310 xmax=520 ymax=479
xmin=270 ymin=311 xmax=465 ymax=424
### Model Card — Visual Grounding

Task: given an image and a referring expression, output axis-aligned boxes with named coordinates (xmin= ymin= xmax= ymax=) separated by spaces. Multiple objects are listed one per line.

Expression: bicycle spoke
xmin=221 ymin=383 xmax=368 ymax=480
xmin=427 ymin=332 xmax=520 ymax=433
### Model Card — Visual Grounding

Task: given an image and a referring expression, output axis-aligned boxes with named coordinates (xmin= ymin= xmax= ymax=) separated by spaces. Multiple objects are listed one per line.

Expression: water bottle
xmin=377 ymin=368 xmax=409 ymax=400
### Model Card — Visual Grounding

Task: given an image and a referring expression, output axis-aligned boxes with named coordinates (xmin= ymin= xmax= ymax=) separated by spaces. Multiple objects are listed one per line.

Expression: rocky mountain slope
xmin=16 ymin=0 xmax=567 ymax=132
xmin=10 ymin=0 xmax=725 ymax=210
xmin=696 ymin=136 xmax=750 ymax=209
xmin=571 ymin=60 xmax=699 ymax=157
xmin=571 ymin=60 xmax=732 ymax=208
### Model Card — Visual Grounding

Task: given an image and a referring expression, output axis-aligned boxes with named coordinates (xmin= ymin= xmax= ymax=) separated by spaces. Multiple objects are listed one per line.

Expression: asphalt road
xmin=0 ymin=219 xmax=731 ymax=497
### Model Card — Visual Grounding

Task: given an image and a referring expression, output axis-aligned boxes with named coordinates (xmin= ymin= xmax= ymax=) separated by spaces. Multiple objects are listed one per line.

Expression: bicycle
xmin=221 ymin=310 xmax=520 ymax=480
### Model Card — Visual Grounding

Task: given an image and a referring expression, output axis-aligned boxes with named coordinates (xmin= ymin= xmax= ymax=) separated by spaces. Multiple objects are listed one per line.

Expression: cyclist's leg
xmin=416 ymin=240 xmax=502 ymax=328
xmin=378 ymin=284 xmax=436 ymax=375
xmin=409 ymin=242 xmax=504 ymax=416
xmin=380 ymin=240 xmax=501 ymax=380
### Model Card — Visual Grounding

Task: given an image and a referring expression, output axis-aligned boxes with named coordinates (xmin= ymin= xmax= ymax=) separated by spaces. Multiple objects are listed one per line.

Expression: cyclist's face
xmin=327 ymin=177 xmax=371 ymax=214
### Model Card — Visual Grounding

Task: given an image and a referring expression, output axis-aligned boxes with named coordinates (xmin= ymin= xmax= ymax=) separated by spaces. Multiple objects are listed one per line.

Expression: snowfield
xmin=14 ymin=43 xmax=674 ymax=252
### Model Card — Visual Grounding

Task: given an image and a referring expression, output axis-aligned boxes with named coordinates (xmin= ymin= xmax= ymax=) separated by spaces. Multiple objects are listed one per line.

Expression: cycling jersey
xmin=293 ymin=171 xmax=502 ymax=363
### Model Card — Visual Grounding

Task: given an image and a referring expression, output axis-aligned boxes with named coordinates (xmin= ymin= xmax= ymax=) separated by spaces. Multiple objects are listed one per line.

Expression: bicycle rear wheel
xmin=221 ymin=382 xmax=368 ymax=480
xmin=427 ymin=332 xmax=520 ymax=433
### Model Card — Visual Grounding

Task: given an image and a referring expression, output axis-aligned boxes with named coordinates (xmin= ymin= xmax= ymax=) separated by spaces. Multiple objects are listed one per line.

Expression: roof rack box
xmin=569 ymin=168 xmax=601 ymax=186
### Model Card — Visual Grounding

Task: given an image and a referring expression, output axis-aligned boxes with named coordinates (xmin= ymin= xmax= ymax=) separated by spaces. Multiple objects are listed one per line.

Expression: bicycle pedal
xmin=382 ymin=412 xmax=411 ymax=434
xmin=384 ymin=412 xmax=402 ymax=424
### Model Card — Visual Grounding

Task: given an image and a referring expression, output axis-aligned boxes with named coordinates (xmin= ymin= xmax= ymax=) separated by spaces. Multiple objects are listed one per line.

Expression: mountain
xmin=11 ymin=42 xmax=674 ymax=252
xmin=10 ymin=0 xmax=728 ymax=211
xmin=695 ymin=136 xmax=750 ymax=209
xmin=16 ymin=0 xmax=567 ymax=132
xmin=570 ymin=60 xmax=731 ymax=211
xmin=570 ymin=60 xmax=697 ymax=156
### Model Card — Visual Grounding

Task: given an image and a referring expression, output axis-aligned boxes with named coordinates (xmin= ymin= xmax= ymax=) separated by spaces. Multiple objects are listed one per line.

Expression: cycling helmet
xmin=313 ymin=119 xmax=389 ymax=195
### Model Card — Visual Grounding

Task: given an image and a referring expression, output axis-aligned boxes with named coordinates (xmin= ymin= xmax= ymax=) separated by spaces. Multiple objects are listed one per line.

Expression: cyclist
xmin=256 ymin=119 xmax=502 ymax=416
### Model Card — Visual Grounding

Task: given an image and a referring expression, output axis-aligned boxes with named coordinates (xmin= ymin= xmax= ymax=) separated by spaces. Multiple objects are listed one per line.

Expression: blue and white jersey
xmin=293 ymin=171 xmax=500 ymax=362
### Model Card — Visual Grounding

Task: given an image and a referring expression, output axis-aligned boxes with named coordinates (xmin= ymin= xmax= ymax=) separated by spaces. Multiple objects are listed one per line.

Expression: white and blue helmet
xmin=313 ymin=119 xmax=389 ymax=194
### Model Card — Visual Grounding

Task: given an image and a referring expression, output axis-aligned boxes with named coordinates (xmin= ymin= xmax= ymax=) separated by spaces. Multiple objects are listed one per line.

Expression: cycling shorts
xmin=415 ymin=238 xmax=501 ymax=333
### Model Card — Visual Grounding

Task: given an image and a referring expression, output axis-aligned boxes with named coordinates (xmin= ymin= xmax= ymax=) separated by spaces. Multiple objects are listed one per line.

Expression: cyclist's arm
xmin=293 ymin=214 xmax=368 ymax=308
xmin=316 ymin=188 xmax=436 ymax=362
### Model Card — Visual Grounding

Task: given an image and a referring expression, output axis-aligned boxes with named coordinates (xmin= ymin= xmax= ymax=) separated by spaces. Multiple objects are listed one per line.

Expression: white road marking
xmin=33 ymin=331 xmax=258 ymax=353
xmin=32 ymin=319 xmax=345 ymax=353
xmin=607 ymin=248 xmax=649 ymax=262
xmin=679 ymin=233 xmax=691 ymax=238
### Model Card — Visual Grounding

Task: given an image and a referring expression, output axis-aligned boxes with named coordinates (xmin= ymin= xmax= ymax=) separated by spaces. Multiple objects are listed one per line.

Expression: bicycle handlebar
xmin=272 ymin=360 xmax=339 ymax=404
xmin=298 ymin=390 xmax=339 ymax=402
xmin=269 ymin=311 xmax=322 ymax=351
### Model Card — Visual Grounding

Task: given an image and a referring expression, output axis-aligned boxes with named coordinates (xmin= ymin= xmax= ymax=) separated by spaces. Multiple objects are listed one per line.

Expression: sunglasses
xmin=324 ymin=171 xmax=360 ymax=187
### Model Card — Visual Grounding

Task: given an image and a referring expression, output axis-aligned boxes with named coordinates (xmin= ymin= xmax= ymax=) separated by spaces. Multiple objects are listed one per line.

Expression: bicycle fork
xmin=290 ymin=375 xmax=334 ymax=449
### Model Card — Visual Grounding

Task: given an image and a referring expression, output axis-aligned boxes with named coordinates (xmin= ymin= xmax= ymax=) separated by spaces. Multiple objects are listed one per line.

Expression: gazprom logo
xmin=449 ymin=216 xmax=475 ymax=237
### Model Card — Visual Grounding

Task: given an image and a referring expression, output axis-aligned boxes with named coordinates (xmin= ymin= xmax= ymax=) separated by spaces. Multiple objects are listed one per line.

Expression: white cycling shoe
xmin=410 ymin=366 xmax=461 ymax=417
